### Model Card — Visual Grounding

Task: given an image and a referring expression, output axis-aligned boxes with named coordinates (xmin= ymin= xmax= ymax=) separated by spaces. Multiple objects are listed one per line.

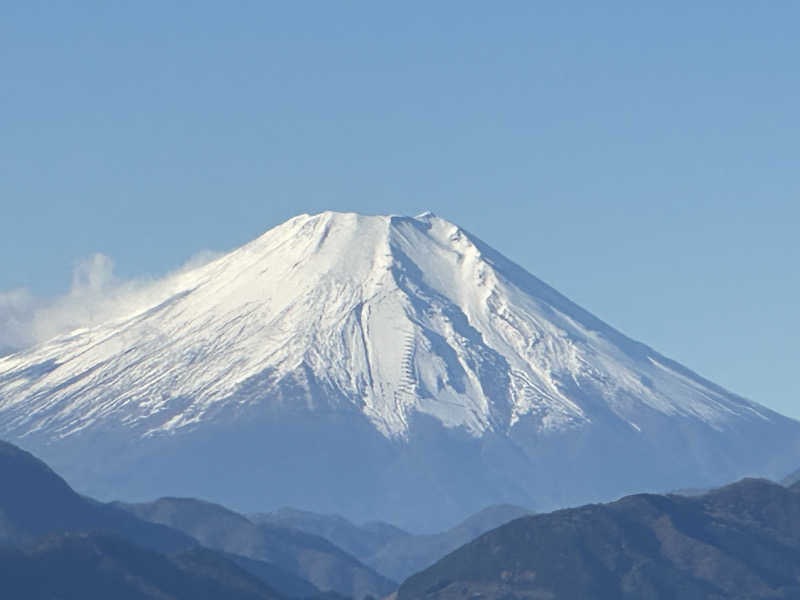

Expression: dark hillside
xmin=399 ymin=479 xmax=800 ymax=600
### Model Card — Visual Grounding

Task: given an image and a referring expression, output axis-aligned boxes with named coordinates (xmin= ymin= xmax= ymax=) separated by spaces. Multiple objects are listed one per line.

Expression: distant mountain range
xmin=2 ymin=212 xmax=798 ymax=530
xmin=399 ymin=478 xmax=800 ymax=600
xmin=6 ymin=438 xmax=800 ymax=599
xmin=0 ymin=440 xmax=379 ymax=599
xmin=115 ymin=497 xmax=396 ymax=600
xmin=251 ymin=504 xmax=533 ymax=582
xmin=0 ymin=439 xmax=528 ymax=598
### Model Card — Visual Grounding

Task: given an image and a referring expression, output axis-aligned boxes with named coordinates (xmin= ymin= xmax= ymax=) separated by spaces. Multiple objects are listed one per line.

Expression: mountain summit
xmin=1 ymin=212 xmax=798 ymax=530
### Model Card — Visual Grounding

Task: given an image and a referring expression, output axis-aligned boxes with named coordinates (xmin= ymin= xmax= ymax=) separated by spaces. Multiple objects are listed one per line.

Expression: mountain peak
xmin=0 ymin=211 xmax=780 ymax=439
xmin=1 ymin=211 xmax=798 ymax=529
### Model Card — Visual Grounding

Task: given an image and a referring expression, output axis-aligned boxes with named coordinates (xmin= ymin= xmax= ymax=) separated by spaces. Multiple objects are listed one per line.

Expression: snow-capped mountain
xmin=1 ymin=212 xmax=798 ymax=531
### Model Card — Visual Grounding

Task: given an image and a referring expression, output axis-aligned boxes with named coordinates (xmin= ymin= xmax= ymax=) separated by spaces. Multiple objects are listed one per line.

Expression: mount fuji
xmin=1 ymin=211 xmax=798 ymax=531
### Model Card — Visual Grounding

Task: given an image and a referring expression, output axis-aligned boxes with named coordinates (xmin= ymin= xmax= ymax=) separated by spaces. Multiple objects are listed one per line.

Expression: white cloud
xmin=0 ymin=288 xmax=39 ymax=353
xmin=71 ymin=253 xmax=116 ymax=293
xmin=0 ymin=250 xmax=220 ymax=356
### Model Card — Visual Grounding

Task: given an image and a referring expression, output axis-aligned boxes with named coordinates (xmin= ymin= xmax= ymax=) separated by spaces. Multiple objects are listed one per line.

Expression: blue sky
xmin=2 ymin=2 xmax=798 ymax=417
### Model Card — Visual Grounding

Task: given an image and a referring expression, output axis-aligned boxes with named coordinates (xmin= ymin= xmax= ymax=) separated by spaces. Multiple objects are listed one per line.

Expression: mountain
xmin=0 ymin=439 xmax=341 ymax=599
xmin=781 ymin=466 xmax=800 ymax=487
xmin=0 ymin=440 xmax=194 ymax=553
xmin=252 ymin=504 xmax=532 ymax=582
xmin=0 ymin=533 xmax=284 ymax=600
xmin=1 ymin=211 xmax=799 ymax=530
xmin=365 ymin=504 xmax=532 ymax=583
xmin=218 ymin=552 xmax=321 ymax=599
xmin=251 ymin=508 xmax=413 ymax=565
xmin=118 ymin=497 xmax=396 ymax=600
xmin=398 ymin=479 xmax=800 ymax=600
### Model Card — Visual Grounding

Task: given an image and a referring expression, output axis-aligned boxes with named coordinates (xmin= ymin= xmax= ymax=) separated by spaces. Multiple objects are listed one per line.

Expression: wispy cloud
xmin=0 ymin=287 xmax=38 ymax=353
xmin=0 ymin=251 xmax=219 ymax=356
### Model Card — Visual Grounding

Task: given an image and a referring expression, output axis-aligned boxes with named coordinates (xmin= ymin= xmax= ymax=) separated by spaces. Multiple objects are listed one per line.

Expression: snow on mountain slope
xmin=1 ymin=212 xmax=797 ymax=530
xmin=0 ymin=212 xmax=767 ymax=439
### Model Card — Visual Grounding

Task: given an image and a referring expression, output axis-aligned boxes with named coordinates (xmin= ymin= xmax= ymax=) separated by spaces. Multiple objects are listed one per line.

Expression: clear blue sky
xmin=2 ymin=2 xmax=798 ymax=417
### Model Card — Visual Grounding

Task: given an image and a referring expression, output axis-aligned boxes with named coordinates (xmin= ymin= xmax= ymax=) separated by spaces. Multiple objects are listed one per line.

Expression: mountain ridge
xmin=0 ymin=533 xmax=286 ymax=600
xmin=397 ymin=478 xmax=800 ymax=600
xmin=117 ymin=496 xmax=397 ymax=600
xmin=252 ymin=503 xmax=533 ymax=582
